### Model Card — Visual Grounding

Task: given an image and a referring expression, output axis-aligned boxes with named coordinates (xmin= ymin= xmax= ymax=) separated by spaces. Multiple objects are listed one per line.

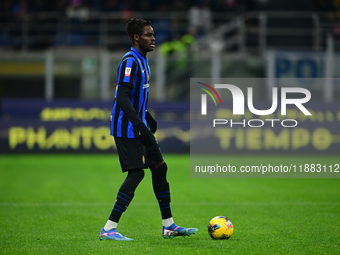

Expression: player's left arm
xmin=145 ymin=110 xmax=157 ymax=134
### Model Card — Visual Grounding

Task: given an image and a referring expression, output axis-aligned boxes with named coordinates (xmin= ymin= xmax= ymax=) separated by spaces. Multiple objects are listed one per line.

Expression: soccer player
xmin=99 ymin=18 xmax=198 ymax=241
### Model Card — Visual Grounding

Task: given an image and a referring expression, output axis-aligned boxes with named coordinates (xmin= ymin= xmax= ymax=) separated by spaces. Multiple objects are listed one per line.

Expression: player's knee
xmin=150 ymin=160 xmax=165 ymax=170
xmin=160 ymin=162 xmax=168 ymax=173
xmin=128 ymin=169 xmax=145 ymax=182
xmin=151 ymin=161 xmax=168 ymax=173
xmin=136 ymin=169 xmax=145 ymax=181
xmin=151 ymin=162 xmax=167 ymax=177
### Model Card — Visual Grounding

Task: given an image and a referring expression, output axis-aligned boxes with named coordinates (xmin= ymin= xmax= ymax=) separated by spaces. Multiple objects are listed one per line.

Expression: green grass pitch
xmin=0 ymin=154 xmax=339 ymax=254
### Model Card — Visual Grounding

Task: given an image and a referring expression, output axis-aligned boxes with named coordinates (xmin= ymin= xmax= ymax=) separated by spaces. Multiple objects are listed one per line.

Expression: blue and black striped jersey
xmin=110 ymin=47 xmax=151 ymax=138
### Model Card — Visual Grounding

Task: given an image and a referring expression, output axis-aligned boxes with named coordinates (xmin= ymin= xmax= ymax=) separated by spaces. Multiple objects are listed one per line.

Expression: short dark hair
xmin=126 ymin=18 xmax=156 ymax=41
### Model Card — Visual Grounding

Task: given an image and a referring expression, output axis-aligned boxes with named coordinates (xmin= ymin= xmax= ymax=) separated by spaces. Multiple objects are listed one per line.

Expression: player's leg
xmin=100 ymin=169 xmax=144 ymax=240
xmin=107 ymin=169 xmax=144 ymax=224
xmin=149 ymin=161 xmax=172 ymax=220
xmin=100 ymin=137 xmax=146 ymax=241
xmin=147 ymin=144 xmax=198 ymax=238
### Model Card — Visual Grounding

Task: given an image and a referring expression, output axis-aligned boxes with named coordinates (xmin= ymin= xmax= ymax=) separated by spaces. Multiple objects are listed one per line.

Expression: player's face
xmin=137 ymin=25 xmax=156 ymax=53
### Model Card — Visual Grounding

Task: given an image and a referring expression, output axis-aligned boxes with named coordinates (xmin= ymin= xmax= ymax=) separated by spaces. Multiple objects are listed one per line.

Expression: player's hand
xmin=145 ymin=111 xmax=157 ymax=134
xmin=136 ymin=123 xmax=155 ymax=146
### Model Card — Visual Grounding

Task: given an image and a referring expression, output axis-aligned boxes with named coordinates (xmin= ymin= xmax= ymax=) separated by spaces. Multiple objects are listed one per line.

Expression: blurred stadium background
xmin=0 ymin=0 xmax=340 ymax=154
xmin=1 ymin=1 xmax=340 ymax=254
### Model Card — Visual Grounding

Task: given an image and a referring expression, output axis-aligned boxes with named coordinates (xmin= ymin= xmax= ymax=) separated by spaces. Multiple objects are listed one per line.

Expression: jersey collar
xmin=130 ymin=47 xmax=148 ymax=62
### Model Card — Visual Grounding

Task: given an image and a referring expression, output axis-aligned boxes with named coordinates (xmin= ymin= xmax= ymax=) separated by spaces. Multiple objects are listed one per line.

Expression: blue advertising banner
xmin=1 ymin=98 xmax=340 ymax=154
xmin=0 ymin=99 xmax=190 ymax=153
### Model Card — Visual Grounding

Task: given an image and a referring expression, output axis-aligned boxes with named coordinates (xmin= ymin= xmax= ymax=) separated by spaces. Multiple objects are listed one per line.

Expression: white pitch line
xmin=0 ymin=202 xmax=114 ymax=207
xmin=0 ymin=201 xmax=339 ymax=207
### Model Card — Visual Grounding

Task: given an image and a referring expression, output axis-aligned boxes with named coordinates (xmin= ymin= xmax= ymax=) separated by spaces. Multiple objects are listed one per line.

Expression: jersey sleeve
xmin=115 ymin=85 xmax=143 ymax=126
xmin=117 ymin=57 xmax=138 ymax=89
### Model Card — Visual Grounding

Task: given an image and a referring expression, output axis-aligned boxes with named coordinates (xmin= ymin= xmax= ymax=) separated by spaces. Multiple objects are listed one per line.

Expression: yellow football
xmin=208 ymin=216 xmax=234 ymax=239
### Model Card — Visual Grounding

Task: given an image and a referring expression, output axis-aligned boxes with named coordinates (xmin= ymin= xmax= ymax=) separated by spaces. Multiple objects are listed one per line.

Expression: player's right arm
xmin=116 ymin=58 xmax=155 ymax=146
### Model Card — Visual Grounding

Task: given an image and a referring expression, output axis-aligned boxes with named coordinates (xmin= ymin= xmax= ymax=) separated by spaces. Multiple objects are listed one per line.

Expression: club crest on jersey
xmin=125 ymin=67 xmax=131 ymax=77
